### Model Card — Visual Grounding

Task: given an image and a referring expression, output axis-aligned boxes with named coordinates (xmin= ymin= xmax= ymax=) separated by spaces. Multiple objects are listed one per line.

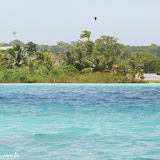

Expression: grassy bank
xmin=0 ymin=69 xmax=143 ymax=83
xmin=144 ymin=80 xmax=160 ymax=83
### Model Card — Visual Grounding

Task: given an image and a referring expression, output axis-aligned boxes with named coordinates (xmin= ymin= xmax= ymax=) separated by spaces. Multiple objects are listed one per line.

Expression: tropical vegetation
xmin=0 ymin=30 xmax=160 ymax=83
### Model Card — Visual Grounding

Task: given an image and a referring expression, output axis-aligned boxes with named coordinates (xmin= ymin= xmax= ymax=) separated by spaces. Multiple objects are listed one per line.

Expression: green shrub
xmin=60 ymin=65 xmax=79 ymax=73
xmin=80 ymin=68 xmax=93 ymax=74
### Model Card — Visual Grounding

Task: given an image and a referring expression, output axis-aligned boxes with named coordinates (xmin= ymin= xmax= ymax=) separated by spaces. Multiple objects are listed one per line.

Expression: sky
xmin=0 ymin=0 xmax=160 ymax=46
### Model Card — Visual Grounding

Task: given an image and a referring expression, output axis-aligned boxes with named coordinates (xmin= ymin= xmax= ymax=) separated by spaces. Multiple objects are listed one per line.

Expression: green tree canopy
xmin=25 ymin=42 xmax=37 ymax=54
xmin=80 ymin=30 xmax=91 ymax=41
xmin=9 ymin=40 xmax=25 ymax=47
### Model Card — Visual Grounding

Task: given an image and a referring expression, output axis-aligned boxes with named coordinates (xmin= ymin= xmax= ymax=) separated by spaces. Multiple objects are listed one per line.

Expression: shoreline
xmin=0 ymin=82 xmax=159 ymax=84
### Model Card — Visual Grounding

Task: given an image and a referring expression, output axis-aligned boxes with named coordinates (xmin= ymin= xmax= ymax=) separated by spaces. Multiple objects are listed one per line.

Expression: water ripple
xmin=0 ymin=84 xmax=160 ymax=159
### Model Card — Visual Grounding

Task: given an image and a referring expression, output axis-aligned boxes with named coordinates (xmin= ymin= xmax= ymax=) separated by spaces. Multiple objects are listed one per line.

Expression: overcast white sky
xmin=0 ymin=0 xmax=160 ymax=45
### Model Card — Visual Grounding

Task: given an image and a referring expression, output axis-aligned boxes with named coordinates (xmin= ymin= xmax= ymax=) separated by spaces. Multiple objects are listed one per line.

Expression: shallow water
xmin=0 ymin=84 xmax=160 ymax=160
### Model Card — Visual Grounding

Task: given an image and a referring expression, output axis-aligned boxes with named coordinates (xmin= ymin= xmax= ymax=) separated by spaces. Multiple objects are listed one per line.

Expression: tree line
xmin=0 ymin=30 xmax=160 ymax=83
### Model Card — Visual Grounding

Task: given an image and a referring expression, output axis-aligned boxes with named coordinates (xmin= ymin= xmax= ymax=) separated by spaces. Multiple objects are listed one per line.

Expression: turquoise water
xmin=0 ymin=84 xmax=160 ymax=160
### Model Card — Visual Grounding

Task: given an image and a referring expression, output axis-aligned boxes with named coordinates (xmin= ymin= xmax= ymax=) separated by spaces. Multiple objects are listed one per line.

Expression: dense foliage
xmin=0 ymin=30 xmax=160 ymax=83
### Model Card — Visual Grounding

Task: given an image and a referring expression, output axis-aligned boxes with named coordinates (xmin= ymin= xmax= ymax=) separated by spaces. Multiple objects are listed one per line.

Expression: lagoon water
xmin=0 ymin=84 xmax=160 ymax=160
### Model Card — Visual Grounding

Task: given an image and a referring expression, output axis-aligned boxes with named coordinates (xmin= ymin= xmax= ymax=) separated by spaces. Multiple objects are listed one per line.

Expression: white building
xmin=0 ymin=46 xmax=13 ymax=50
xmin=135 ymin=73 xmax=160 ymax=80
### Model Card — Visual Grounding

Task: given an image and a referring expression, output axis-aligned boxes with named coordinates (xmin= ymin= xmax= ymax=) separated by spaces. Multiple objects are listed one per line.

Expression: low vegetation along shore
xmin=0 ymin=69 xmax=143 ymax=83
xmin=0 ymin=30 xmax=160 ymax=83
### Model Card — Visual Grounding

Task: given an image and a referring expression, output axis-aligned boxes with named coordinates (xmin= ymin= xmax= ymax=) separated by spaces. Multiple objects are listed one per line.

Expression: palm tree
xmin=64 ymin=51 xmax=75 ymax=65
xmin=7 ymin=44 xmax=32 ymax=67
xmin=80 ymin=30 xmax=91 ymax=41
